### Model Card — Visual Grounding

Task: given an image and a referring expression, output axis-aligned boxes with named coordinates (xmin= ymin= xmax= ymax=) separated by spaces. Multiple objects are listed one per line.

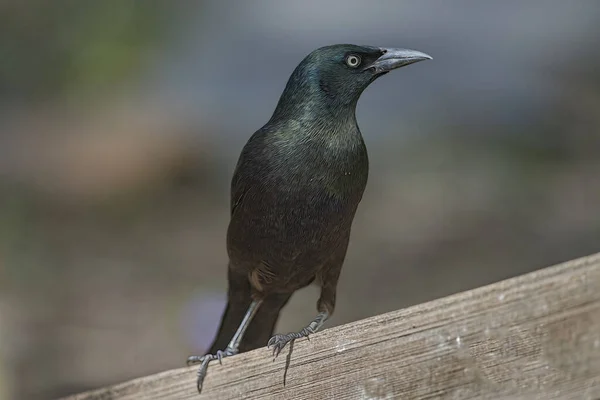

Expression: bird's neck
xmin=270 ymin=103 xmax=360 ymax=145
xmin=270 ymin=85 xmax=360 ymax=142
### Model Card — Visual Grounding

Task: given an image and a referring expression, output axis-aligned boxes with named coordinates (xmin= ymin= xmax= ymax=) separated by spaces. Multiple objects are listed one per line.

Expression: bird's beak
xmin=367 ymin=48 xmax=432 ymax=74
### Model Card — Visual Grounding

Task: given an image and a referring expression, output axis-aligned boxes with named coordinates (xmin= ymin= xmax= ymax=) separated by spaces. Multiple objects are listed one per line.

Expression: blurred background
xmin=1 ymin=1 xmax=600 ymax=399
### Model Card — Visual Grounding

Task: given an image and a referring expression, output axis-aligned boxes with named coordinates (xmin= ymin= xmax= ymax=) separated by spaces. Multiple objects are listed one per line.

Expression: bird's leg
xmin=267 ymin=265 xmax=340 ymax=359
xmin=267 ymin=311 xmax=329 ymax=359
xmin=187 ymin=299 xmax=262 ymax=393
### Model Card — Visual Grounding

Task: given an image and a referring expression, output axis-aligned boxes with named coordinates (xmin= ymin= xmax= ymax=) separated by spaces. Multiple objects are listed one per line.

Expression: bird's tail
xmin=208 ymin=268 xmax=292 ymax=354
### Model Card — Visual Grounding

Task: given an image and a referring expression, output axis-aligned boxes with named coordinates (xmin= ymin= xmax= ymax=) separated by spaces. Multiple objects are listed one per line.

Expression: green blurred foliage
xmin=0 ymin=1 xmax=175 ymax=103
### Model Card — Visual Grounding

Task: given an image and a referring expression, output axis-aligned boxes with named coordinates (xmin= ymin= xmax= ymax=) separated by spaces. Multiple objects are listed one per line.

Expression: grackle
xmin=187 ymin=44 xmax=431 ymax=393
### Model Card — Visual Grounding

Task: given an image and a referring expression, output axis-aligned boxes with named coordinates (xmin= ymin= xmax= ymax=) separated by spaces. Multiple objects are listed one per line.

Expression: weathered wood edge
xmin=61 ymin=252 xmax=600 ymax=400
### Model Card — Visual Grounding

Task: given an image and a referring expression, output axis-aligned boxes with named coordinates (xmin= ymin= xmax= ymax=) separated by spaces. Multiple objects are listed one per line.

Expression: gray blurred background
xmin=1 ymin=1 xmax=599 ymax=399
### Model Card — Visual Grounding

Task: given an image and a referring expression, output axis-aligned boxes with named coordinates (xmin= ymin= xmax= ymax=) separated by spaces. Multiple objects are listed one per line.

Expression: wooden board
xmin=62 ymin=252 xmax=600 ymax=400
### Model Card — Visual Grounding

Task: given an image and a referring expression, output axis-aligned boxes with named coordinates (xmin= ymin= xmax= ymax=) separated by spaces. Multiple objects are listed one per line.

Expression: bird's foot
xmin=267 ymin=312 xmax=328 ymax=360
xmin=186 ymin=347 xmax=237 ymax=393
xmin=186 ymin=347 xmax=236 ymax=366
xmin=267 ymin=326 xmax=315 ymax=360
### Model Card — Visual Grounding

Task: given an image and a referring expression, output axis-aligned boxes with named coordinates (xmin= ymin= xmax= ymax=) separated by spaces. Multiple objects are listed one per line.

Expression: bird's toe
xmin=186 ymin=355 xmax=205 ymax=366
xmin=268 ymin=333 xmax=298 ymax=359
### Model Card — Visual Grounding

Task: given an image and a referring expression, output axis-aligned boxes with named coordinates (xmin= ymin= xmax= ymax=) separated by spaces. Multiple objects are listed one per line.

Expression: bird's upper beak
xmin=367 ymin=48 xmax=432 ymax=74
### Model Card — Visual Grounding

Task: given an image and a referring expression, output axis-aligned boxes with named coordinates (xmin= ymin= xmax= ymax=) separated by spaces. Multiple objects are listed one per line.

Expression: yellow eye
xmin=345 ymin=54 xmax=361 ymax=68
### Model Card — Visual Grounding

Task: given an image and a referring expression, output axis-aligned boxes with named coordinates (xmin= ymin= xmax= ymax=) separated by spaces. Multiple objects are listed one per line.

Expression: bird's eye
xmin=345 ymin=54 xmax=361 ymax=68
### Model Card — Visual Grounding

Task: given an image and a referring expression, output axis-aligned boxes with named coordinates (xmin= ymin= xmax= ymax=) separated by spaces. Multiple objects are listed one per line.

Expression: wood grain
xmin=62 ymin=253 xmax=600 ymax=400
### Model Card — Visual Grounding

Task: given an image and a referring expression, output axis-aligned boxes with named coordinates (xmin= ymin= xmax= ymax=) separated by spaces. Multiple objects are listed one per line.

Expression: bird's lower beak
xmin=367 ymin=48 xmax=432 ymax=74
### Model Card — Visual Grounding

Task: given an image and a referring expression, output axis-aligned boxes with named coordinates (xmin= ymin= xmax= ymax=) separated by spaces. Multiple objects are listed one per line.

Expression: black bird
xmin=187 ymin=44 xmax=431 ymax=393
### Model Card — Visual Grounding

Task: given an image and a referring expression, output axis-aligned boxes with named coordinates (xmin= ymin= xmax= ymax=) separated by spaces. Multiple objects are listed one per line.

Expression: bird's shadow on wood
xmin=282 ymin=339 xmax=295 ymax=386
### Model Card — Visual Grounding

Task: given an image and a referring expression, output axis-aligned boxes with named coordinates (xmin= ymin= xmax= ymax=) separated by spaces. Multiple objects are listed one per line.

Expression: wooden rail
xmin=62 ymin=253 xmax=600 ymax=399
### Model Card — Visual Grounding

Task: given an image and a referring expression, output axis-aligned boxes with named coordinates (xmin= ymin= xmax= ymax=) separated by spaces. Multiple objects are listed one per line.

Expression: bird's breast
xmin=285 ymin=136 xmax=368 ymax=195
xmin=226 ymin=128 xmax=369 ymax=274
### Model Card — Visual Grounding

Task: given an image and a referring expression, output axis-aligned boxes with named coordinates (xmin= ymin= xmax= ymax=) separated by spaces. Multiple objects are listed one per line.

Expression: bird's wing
xmin=230 ymin=182 xmax=249 ymax=216
xmin=229 ymin=129 xmax=266 ymax=216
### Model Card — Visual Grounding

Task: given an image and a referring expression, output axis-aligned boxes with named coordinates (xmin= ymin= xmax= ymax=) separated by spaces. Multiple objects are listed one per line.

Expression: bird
xmin=186 ymin=43 xmax=432 ymax=393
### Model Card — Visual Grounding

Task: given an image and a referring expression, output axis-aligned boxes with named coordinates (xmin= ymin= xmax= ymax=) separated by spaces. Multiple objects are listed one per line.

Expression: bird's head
xmin=273 ymin=44 xmax=432 ymax=119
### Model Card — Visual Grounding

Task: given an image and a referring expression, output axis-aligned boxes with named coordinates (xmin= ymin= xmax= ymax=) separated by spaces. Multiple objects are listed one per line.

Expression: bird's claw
xmin=216 ymin=348 xmax=236 ymax=364
xmin=267 ymin=326 xmax=315 ymax=360
xmin=186 ymin=347 xmax=238 ymax=393
xmin=186 ymin=355 xmax=205 ymax=366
